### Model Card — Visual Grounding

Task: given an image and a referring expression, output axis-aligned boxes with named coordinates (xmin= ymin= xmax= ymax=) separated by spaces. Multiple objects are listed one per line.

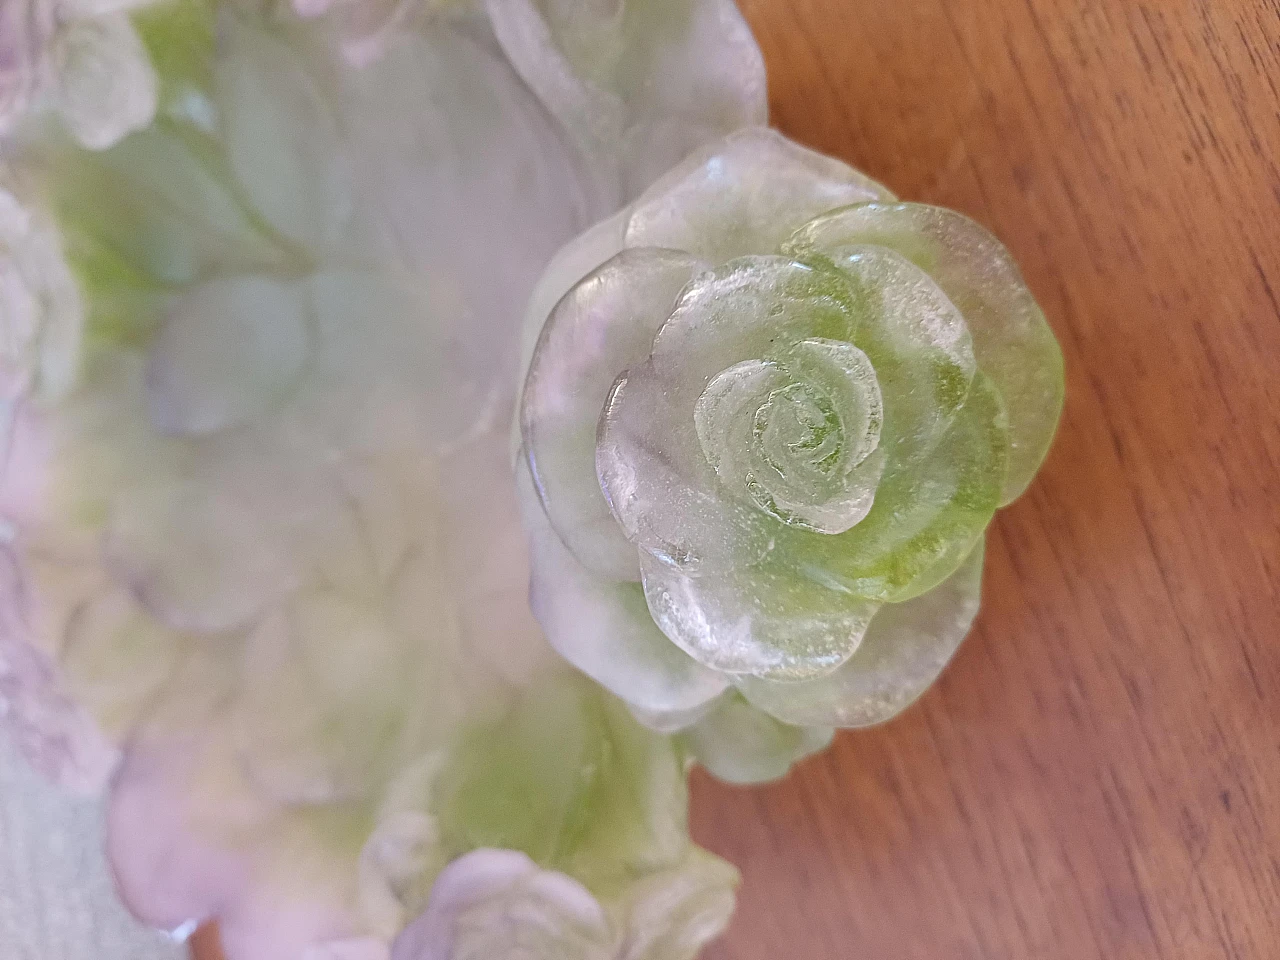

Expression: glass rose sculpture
xmin=518 ymin=129 xmax=1064 ymax=780
xmin=0 ymin=0 xmax=1062 ymax=958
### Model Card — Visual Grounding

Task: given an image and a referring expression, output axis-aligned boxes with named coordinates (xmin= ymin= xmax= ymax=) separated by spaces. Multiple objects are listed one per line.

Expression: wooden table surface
xmin=692 ymin=1 xmax=1280 ymax=958
xmin=194 ymin=2 xmax=1280 ymax=959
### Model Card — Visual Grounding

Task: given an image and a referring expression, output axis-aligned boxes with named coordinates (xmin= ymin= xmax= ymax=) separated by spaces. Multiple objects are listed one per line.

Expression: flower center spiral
xmin=694 ymin=337 xmax=884 ymax=534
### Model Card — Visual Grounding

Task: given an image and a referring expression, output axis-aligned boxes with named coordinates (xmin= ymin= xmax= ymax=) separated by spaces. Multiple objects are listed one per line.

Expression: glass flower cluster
xmin=519 ymin=128 xmax=1063 ymax=774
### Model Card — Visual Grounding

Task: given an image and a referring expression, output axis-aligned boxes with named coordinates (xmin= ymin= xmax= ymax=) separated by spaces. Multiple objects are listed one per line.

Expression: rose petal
xmin=0 ymin=259 xmax=39 ymax=386
xmin=786 ymin=202 xmax=1064 ymax=503
xmin=429 ymin=436 xmax=556 ymax=692
xmin=518 ymin=212 xmax=629 ymax=385
xmin=105 ymin=483 xmax=292 ymax=635
xmin=106 ymin=732 xmax=260 ymax=935
xmin=616 ymin=848 xmax=739 ymax=960
xmin=598 ymin=358 xmax=768 ymax=574
xmin=802 ymin=372 xmax=1008 ymax=601
xmin=598 ymin=257 xmax=865 ymax=572
xmin=216 ymin=17 xmax=348 ymax=248
xmin=233 ymin=595 xmax=414 ymax=808
xmin=522 ymin=248 xmax=705 ymax=580
xmin=58 ymin=587 xmax=181 ymax=741
xmin=26 ymin=224 xmax=85 ymax=400
xmin=145 ymin=275 xmax=309 ymax=437
xmin=519 ymin=461 xmax=729 ymax=717
xmin=639 ymin=550 xmax=881 ymax=680
xmin=337 ymin=23 xmax=590 ymax=419
xmin=52 ymin=14 xmax=159 ymax=150
xmin=680 ymin=693 xmax=832 ymax=785
xmin=827 ymin=244 xmax=976 ymax=464
xmin=487 ymin=0 xmax=767 ymax=205
xmin=108 ymin=725 xmax=372 ymax=960
xmin=0 ymin=198 xmax=85 ymax=401
xmin=737 ymin=539 xmax=985 ymax=727
xmin=625 ymin=695 xmax=722 ymax=735
xmin=432 ymin=674 xmax=688 ymax=876
xmin=647 ymin=256 xmax=867 ymax=405
xmin=391 ymin=849 xmax=610 ymax=960
xmin=358 ymin=802 xmax=444 ymax=940
xmin=624 ymin=127 xmax=894 ymax=261
xmin=302 ymin=269 xmax=504 ymax=454
xmin=47 ymin=122 xmax=284 ymax=289
xmin=484 ymin=0 xmax=622 ymax=207
xmin=692 ymin=340 xmax=885 ymax=535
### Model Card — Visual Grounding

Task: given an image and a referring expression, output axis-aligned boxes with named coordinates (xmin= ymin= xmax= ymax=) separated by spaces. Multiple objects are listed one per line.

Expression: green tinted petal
xmin=522 ymin=249 xmax=705 ymax=580
xmin=57 ymin=587 xmax=182 ymax=741
xmin=680 ymin=692 xmax=832 ymax=785
xmin=132 ymin=0 xmax=216 ymax=117
xmin=562 ymin=695 xmax=690 ymax=888
xmin=625 ymin=127 xmax=894 ymax=261
xmin=737 ymin=540 xmax=984 ymax=727
xmin=48 ymin=223 xmax=163 ymax=358
xmin=617 ymin=847 xmax=739 ymax=960
xmin=216 ymin=15 xmax=348 ymax=250
xmin=434 ymin=674 xmax=687 ymax=890
xmin=806 ymin=372 xmax=1008 ymax=601
xmin=233 ymin=590 xmax=436 ymax=807
xmin=639 ymin=551 xmax=880 ymax=680
xmin=786 ymin=202 xmax=1063 ymax=502
xmin=825 ymin=245 xmax=976 ymax=464
xmin=46 ymin=121 xmax=285 ymax=297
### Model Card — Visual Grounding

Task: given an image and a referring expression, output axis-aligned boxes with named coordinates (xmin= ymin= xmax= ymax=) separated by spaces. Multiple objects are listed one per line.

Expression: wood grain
xmin=194 ymin=2 xmax=1280 ymax=958
xmin=692 ymin=1 xmax=1280 ymax=958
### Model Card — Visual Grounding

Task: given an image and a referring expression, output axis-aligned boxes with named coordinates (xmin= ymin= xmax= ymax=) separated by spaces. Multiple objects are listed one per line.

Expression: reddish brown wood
xmin=693 ymin=1 xmax=1280 ymax=958
xmin=190 ymin=924 xmax=224 ymax=960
